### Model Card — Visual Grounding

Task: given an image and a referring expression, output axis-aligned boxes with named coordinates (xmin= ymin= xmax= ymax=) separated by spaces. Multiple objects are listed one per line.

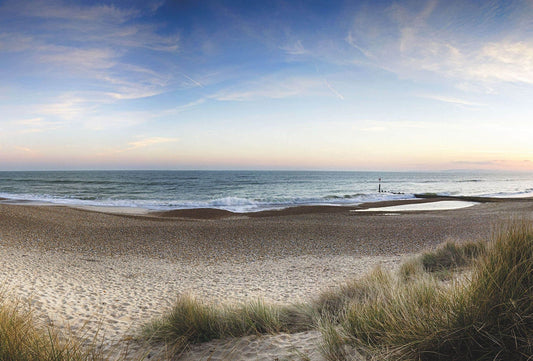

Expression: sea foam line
xmin=0 ymin=192 xmax=415 ymax=213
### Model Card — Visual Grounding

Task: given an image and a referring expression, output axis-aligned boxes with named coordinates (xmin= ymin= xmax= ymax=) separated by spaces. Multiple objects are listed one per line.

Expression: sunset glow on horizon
xmin=1 ymin=0 xmax=533 ymax=171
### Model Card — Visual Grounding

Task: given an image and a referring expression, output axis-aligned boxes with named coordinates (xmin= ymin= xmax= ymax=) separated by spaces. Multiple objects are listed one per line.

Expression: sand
xmin=1 ymin=198 xmax=533 ymax=360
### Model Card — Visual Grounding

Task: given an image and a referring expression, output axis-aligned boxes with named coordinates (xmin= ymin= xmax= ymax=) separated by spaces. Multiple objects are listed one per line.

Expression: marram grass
xmin=399 ymin=239 xmax=486 ymax=281
xmin=142 ymin=294 xmax=314 ymax=353
xmin=0 ymin=294 xmax=105 ymax=361
xmin=340 ymin=221 xmax=533 ymax=360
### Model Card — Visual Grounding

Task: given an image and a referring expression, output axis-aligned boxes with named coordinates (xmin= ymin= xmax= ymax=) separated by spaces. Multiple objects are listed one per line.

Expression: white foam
xmin=354 ymin=200 xmax=479 ymax=212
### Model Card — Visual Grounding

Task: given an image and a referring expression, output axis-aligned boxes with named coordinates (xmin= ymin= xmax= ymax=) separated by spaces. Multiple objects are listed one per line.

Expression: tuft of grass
xmin=142 ymin=294 xmax=314 ymax=353
xmin=313 ymin=267 xmax=392 ymax=320
xmin=318 ymin=317 xmax=349 ymax=361
xmin=318 ymin=240 xmax=486 ymax=326
xmin=342 ymin=273 xmax=453 ymax=359
xmin=340 ymin=221 xmax=533 ymax=361
xmin=420 ymin=240 xmax=485 ymax=272
xmin=456 ymin=221 xmax=533 ymax=359
xmin=0 ymin=294 xmax=105 ymax=361
xmin=399 ymin=239 xmax=486 ymax=281
xmin=397 ymin=256 xmax=425 ymax=281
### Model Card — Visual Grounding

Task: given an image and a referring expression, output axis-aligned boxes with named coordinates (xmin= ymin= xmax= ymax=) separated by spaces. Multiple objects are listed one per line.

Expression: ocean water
xmin=0 ymin=170 xmax=532 ymax=213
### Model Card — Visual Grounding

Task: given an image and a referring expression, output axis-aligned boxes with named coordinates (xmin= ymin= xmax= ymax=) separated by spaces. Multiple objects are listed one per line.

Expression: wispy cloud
xmin=15 ymin=117 xmax=64 ymax=133
xmin=466 ymin=41 xmax=533 ymax=84
xmin=38 ymin=47 xmax=117 ymax=71
xmin=167 ymin=99 xmax=207 ymax=114
xmin=15 ymin=146 xmax=35 ymax=153
xmin=355 ymin=119 xmax=433 ymax=133
xmin=451 ymin=159 xmax=533 ymax=170
xmin=345 ymin=32 xmax=374 ymax=59
xmin=213 ymin=76 xmax=339 ymax=101
xmin=0 ymin=32 xmax=34 ymax=52
xmin=26 ymin=92 xmax=152 ymax=130
xmin=181 ymin=73 xmax=204 ymax=88
xmin=324 ymin=79 xmax=344 ymax=100
xmin=118 ymin=136 xmax=179 ymax=152
xmin=347 ymin=1 xmax=533 ymax=88
xmin=13 ymin=0 xmax=138 ymax=22
xmin=280 ymin=40 xmax=307 ymax=55
xmin=37 ymin=94 xmax=97 ymax=120
xmin=419 ymin=94 xmax=485 ymax=107
xmin=0 ymin=0 xmax=179 ymax=104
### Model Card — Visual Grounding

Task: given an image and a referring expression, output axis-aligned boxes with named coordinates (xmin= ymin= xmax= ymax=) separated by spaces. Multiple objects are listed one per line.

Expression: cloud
xmin=355 ymin=119 xmax=433 ymax=133
xmin=347 ymin=1 xmax=533 ymax=88
xmin=280 ymin=40 xmax=307 ymax=55
xmin=450 ymin=159 xmax=533 ymax=170
xmin=213 ymin=77 xmax=318 ymax=101
xmin=0 ymin=33 xmax=34 ymax=52
xmin=418 ymin=94 xmax=485 ymax=107
xmin=37 ymin=94 xmax=96 ymax=120
xmin=120 ymin=137 xmax=179 ymax=152
xmin=15 ymin=146 xmax=34 ymax=153
xmin=324 ymin=79 xmax=344 ymax=100
xmin=17 ymin=117 xmax=44 ymax=125
xmin=19 ymin=90 xmax=176 ymax=131
xmin=13 ymin=117 xmax=65 ymax=133
xmin=0 ymin=0 xmax=179 ymax=105
xmin=13 ymin=0 xmax=138 ymax=23
xmin=39 ymin=47 xmax=117 ymax=71
xmin=33 ymin=46 xmax=172 ymax=100
xmin=181 ymin=73 xmax=204 ymax=88
xmin=0 ymin=1 xmax=170 ymax=51
xmin=466 ymin=41 xmax=533 ymax=83
xmin=345 ymin=32 xmax=374 ymax=59
xmin=168 ymin=99 xmax=207 ymax=114
xmin=213 ymin=75 xmax=344 ymax=101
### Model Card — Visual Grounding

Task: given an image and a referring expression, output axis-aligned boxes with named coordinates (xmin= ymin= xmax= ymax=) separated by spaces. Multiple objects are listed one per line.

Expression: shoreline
xmin=3 ymin=194 xmax=532 ymax=220
xmin=76 ymin=194 xmax=533 ymax=219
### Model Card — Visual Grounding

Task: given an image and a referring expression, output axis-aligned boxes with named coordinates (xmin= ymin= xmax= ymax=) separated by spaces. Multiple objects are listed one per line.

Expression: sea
xmin=0 ymin=170 xmax=532 ymax=213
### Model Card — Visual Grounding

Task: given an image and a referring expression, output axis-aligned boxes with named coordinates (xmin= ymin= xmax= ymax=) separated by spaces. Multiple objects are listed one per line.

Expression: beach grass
xmin=142 ymin=294 xmax=314 ymax=353
xmin=313 ymin=267 xmax=393 ymax=322
xmin=338 ymin=221 xmax=533 ymax=360
xmin=0 ymin=295 xmax=104 ymax=361
xmin=399 ymin=239 xmax=486 ymax=280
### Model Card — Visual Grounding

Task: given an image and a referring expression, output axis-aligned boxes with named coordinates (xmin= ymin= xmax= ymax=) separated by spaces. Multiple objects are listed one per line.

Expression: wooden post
xmin=378 ymin=178 xmax=381 ymax=193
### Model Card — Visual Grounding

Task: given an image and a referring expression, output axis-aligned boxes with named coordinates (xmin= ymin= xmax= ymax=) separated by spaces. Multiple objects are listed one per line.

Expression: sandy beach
xmin=1 ymin=198 xmax=533 ymax=359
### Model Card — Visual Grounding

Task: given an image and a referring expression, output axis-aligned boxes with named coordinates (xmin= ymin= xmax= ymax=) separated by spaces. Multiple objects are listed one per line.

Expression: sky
xmin=0 ymin=0 xmax=532 ymax=171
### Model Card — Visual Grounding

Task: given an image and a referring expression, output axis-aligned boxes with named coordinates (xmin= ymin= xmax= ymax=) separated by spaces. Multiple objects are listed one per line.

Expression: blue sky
xmin=1 ymin=0 xmax=532 ymax=170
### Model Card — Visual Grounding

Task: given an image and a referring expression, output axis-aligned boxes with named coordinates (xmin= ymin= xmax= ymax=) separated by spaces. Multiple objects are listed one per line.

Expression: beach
xmin=1 ymin=198 xmax=533 ymax=359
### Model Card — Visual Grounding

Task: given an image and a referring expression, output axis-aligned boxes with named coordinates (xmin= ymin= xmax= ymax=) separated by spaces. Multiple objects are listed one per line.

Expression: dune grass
xmin=142 ymin=295 xmax=314 ymax=353
xmin=419 ymin=240 xmax=485 ymax=272
xmin=0 ymin=294 xmax=104 ymax=361
xmin=338 ymin=221 xmax=533 ymax=360
xmin=399 ymin=239 xmax=486 ymax=281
